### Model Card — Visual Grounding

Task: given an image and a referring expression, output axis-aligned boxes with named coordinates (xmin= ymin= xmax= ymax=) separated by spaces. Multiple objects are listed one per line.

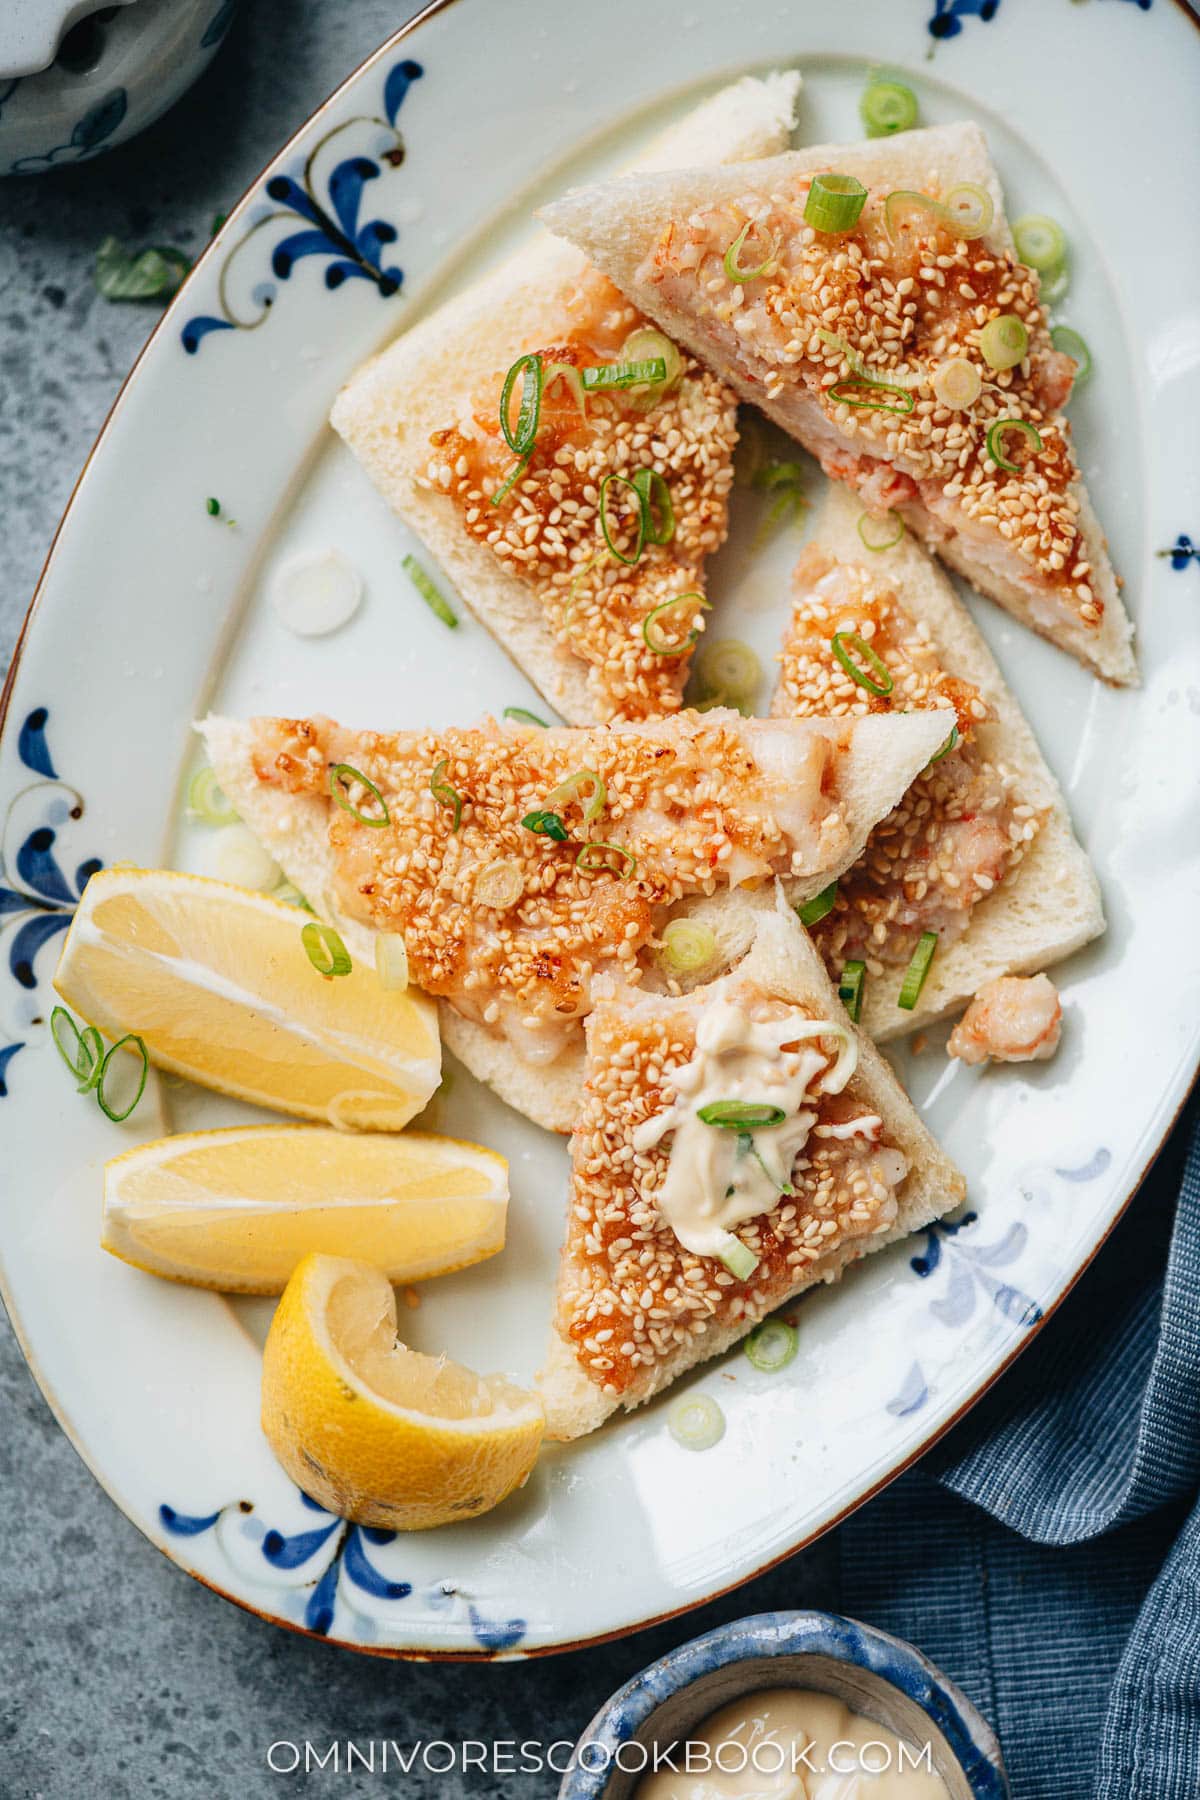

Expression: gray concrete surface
xmin=0 ymin=7 xmax=838 ymax=1794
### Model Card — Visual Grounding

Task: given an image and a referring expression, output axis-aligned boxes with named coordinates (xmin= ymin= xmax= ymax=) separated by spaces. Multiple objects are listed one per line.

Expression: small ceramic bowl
xmin=0 ymin=0 xmax=236 ymax=176
xmin=560 ymin=1611 xmax=1010 ymax=1799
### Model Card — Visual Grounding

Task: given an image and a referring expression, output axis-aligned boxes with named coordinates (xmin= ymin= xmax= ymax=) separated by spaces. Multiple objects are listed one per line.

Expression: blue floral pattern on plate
xmin=1158 ymin=533 xmax=1199 ymax=569
xmin=929 ymin=0 xmax=1150 ymax=41
xmin=161 ymin=1487 xmax=526 ymax=1649
xmin=181 ymin=58 xmax=423 ymax=355
xmin=0 ymin=708 xmax=102 ymax=1096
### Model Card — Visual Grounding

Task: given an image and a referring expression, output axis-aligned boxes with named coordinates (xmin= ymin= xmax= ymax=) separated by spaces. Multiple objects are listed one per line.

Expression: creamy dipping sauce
xmin=631 ymin=998 xmax=876 ymax=1261
xmin=635 ymin=1688 xmax=951 ymax=1799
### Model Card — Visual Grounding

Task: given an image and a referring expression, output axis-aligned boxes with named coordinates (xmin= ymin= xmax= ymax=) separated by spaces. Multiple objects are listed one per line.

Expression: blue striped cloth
xmin=839 ymin=1093 xmax=1200 ymax=1798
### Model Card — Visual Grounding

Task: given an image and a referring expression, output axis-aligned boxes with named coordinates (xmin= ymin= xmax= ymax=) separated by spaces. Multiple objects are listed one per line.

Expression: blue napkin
xmin=838 ymin=1093 xmax=1200 ymax=1799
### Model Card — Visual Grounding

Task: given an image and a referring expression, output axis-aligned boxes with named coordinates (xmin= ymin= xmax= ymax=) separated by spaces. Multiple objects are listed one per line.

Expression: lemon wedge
xmin=102 ymin=1125 xmax=507 ymax=1293
xmin=261 ymin=1254 xmax=544 ymax=1529
xmin=53 ymin=868 xmax=440 ymax=1129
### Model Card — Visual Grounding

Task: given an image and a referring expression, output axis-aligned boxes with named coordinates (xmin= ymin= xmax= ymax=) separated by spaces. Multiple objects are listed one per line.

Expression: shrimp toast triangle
xmin=773 ymin=482 xmax=1104 ymax=1039
xmin=199 ymin=705 xmax=952 ymax=1134
xmin=538 ymin=902 xmax=966 ymax=1439
xmin=538 ymin=122 xmax=1137 ymax=686
xmin=330 ymin=73 xmax=801 ymax=726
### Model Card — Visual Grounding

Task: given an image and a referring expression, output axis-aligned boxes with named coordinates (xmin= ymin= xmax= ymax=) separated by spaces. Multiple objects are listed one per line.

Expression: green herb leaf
xmin=522 ymin=810 xmax=569 ymax=841
xmin=95 ymin=236 xmax=190 ymax=302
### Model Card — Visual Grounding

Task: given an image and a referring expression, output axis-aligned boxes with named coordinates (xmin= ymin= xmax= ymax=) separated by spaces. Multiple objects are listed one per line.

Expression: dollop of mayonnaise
xmin=635 ymin=1687 xmax=951 ymax=1799
xmin=631 ymin=999 xmax=864 ymax=1260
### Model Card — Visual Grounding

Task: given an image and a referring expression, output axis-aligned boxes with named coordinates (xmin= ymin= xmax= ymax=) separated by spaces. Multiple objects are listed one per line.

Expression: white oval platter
xmin=1 ymin=0 xmax=1198 ymax=1658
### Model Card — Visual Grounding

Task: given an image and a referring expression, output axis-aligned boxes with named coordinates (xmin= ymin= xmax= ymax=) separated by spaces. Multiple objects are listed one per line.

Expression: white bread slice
xmin=329 ymin=72 xmax=801 ymax=726
xmin=773 ymin=483 xmax=1105 ymax=1040
xmin=538 ymin=122 xmax=1137 ymax=686
xmin=198 ymin=704 xmax=950 ymax=1134
xmin=538 ymin=901 xmax=966 ymax=1439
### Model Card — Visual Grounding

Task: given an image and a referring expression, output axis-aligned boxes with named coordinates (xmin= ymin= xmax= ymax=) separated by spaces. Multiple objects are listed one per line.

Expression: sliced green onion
xmin=642 ymin=591 xmax=709 ymax=657
xmin=475 ymin=860 xmax=524 ymax=910
xmin=898 ymin=930 xmax=938 ymax=1010
xmin=1013 ymin=214 xmax=1066 ymax=274
xmin=499 ymin=352 xmax=543 ymax=457
xmin=723 ymin=219 xmax=777 ymax=282
xmin=95 ymin=236 xmax=189 ymax=301
xmin=667 ymin=1392 xmax=726 ymax=1450
xmin=374 ymin=934 xmax=409 ymax=992
xmin=831 ymin=630 xmax=894 ymax=696
xmin=581 ymin=358 xmax=667 ymax=391
xmin=716 ymin=1238 xmax=760 ymax=1283
xmin=632 ymin=467 xmax=675 ymax=545
xmin=798 ymin=881 xmax=838 ymax=928
xmin=816 ymin=327 xmax=866 ymax=378
xmin=621 ymin=327 xmax=683 ymax=390
xmin=753 ymin=458 xmax=808 ymax=494
xmin=884 ymin=185 xmax=993 ymax=246
xmin=857 ymin=510 xmax=905 ymax=552
xmin=575 ymin=841 xmax=638 ymax=880
xmin=522 ymin=809 xmax=569 ymax=841
xmin=273 ymin=881 xmax=313 ymax=912
xmin=402 ymin=552 xmax=458 ymax=629
xmin=205 ymin=496 xmax=221 ymax=517
xmin=804 ymin=173 xmax=867 ymax=235
xmin=301 ymin=922 xmax=352 ymax=979
xmin=599 ymin=471 xmax=646 ymax=566
xmin=329 ymin=762 xmax=390 ymax=829
xmin=839 ymin=959 xmax=866 ymax=1024
xmin=1050 ymin=325 xmax=1092 ymax=387
xmin=744 ymin=1137 xmax=795 ymax=1198
xmin=491 ymin=454 xmax=530 ymax=507
xmin=979 ymin=314 xmax=1029 ymax=371
xmin=187 ymin=765 xmax=238 ymax=826
xmin=430 ymin=758 xmax=463 ymax=832
xmin=860 ymin=79 xmax=918 ymax=138
xmin=932 ymin=357 xmax=982 ymax=411
xmin=543 ymin=361 xmax=587 ymax=414
xmin=50 ymin=1006 xmax=104 ymax=1093
xmin=694 ymin=639 xmax=761 ymax=709
xmin=502 ymin=705 xmax=549 ymax=728
xmin=745 ymin=1318 xmax=799 ymax=1372
xmin=697 ymin=1100 xmax=787 ymax=1129
xmin=986 ymin=418 xmax=1043 ymax=473
xmin=829 ymin=376 xmax=915 ymax=417
xmin=546 ymin=767 xmax=606 ymax=826
xmin=928 ymin=724 xmax=959 ymax=765
xmin=658 ymin=918 xmax=717 ymax=975
xmin=96 ymin=1034 xmax=149 ymax=1122
xmin=1039 ymin=263 xmax=1071 ymax=309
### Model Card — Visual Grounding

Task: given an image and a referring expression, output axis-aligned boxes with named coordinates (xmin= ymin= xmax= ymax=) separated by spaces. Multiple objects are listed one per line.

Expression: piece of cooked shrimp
xmin=948 ymin=973 xmax=1063 ymax=1066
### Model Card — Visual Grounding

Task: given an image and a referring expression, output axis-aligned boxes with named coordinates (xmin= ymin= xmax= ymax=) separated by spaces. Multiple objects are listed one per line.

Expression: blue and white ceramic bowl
xmin=560 ymin=1612 xmax=1010 ymax=1799
xmin=0 ymin=0 xmax=236 ymax=176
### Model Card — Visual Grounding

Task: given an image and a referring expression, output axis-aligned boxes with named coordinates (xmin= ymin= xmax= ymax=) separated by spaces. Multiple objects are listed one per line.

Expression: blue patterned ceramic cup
xmin=560 ymin=1611 xmax=1009 ymax=1799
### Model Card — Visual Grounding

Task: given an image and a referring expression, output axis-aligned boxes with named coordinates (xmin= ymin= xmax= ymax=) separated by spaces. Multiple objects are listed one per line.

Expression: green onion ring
xmin=301 ymin=921 xmax=352 ymax=980
xmin=667 ymin=1392 xmax=726 ymax=1449
xmin=696 ymin=1099 xmax=787 ymax=1129
xmin=898 ymin=931 xmax=938 ymax=1011
xmin=1013 ymin=214 xmax=1067 ymax=274
xmin=797 ymin=881 xmax=838 ymax=928
xmin=581 ymin=358 xmax=668 ymax=391
xmin=986 ymin=418 xmax=1043 ymax=473
xmin=928 ymin=724 xmax=959 ymax=765
xmin=642 ymin=591 xmax=709 ymax=657
xmin=402 ymin=552 xmax=458 ymax=629
xmin=979 ymin=314 xmax=1029 ymax=372
xmin=632 ymin=467 xmax=675 ymax=544
xmin=693 ymin=638 xmax=761 ymax=710
xmin=744 ymin=1318 xmax=799 ymax=1372
xmin=575 ymin=841 xmax=638 ymax=880
xmin=329 ymin=762 xmax=390 ymax=829
xmin=860 ymin=79 xmax=918 ymax=139
xmin=838 ymin=960 xmax=866 ymax=1024
xmin=599 ymin=470 xmax=647 ymax=566
xmin=658 ymin=918 xmax=717 ymax=975
xmin=50 ymin=1005 xmax=105 ymax=1093
xmin=187 ymin=765 xmax=238 ymax=826
xmin=621 ymin=327 xmax=683 ymax=390
xmin=543 ymin=361 xmax=587 ymax=413
xmin=884 ymin=185 xmax=993 ymax=246
xmin=857 ymin=510 xmax=905 ymax=552
xmin=828 ymin=376 xmax=915 ymax=417
xmin=502 ymin=706 xmax=549 ymax=728
xmin=546 ymin=767 xmax=606 ymax=826
xmin=96 ymin=1034 xmax=150 ymax=1122
xmin=1050 ymin=325 xmax=1092 ymax=387
xmin=804 ymin=173 xmax=867 ymax=235
xmin=521 ymin=809 xmax=569 ymax=841
xmin=744 ymin=1137 xmax=796 ymax=1198
xmin=831 ymin=630 xmax=894 ymax=696
xmin=499 ymin=352 xmax=543 ymax=457
xmin=1039 ymin=263 xmax=1071 ymax=309
xmin=430 ymin=757 xmax=463 ymax=833
xmin=943 ymin=183 xmax=994 ymax=238
xmin=717 ymin=1238 xmax=760 ymax=1283
xmin=723 ymin=219 xmax=777 ymax=282
xmin=490 ymin=454 xmax=530 ymax=507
